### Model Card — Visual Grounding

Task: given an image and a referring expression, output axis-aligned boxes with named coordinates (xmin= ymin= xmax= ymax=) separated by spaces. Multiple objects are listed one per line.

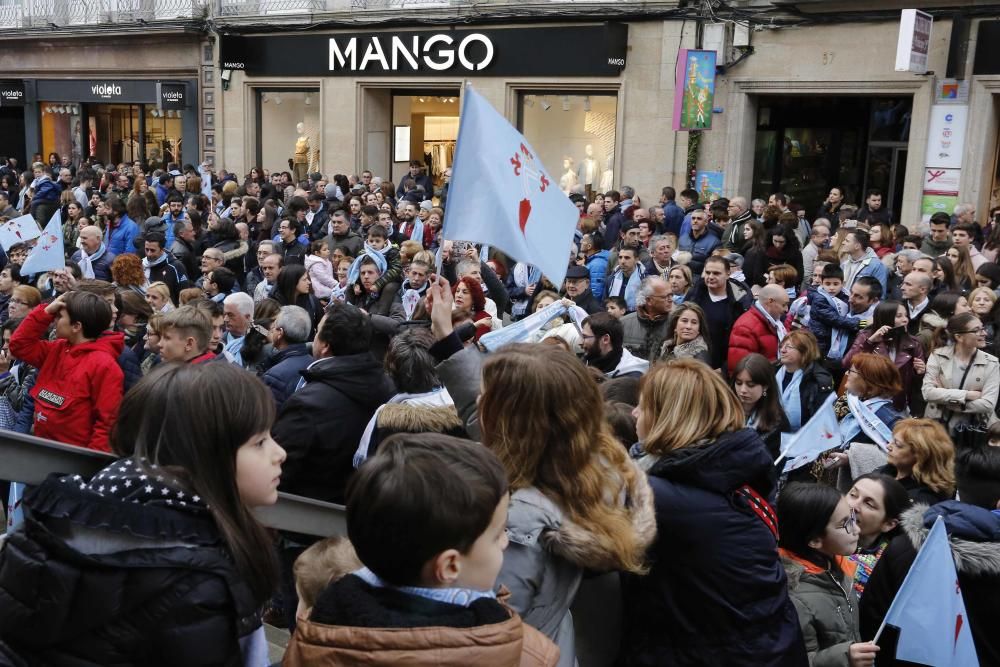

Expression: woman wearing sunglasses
xmin=778 ymin=482 xmax=880 ymax=667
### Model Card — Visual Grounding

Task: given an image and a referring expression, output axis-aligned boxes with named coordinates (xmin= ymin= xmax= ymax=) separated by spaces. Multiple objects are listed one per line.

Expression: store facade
xmin=216 ymin=21 xmax=688 ymax=202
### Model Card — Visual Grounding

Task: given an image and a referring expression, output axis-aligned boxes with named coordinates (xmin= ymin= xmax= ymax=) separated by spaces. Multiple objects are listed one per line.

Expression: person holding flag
xmin=861 ymin=445 xmax=1000 ymax=665
xmin=777 ymin=482 xmax=880 ymax=666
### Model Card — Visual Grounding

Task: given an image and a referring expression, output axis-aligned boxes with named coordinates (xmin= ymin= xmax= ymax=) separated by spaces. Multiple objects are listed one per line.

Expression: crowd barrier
xmin=0 ymin=430 xmax=619 ymax=666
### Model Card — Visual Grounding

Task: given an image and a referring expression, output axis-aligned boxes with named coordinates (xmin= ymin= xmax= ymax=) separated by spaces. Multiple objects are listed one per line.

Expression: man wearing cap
xmin=396 ymin=160 xmax=433 ymax=200
xmin=563 ymin=265 xmax=604 ymax=315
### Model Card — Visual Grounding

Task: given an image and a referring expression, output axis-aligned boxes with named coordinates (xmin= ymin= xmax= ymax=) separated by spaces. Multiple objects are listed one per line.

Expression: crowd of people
xmin=0 ymin=154 xmax=999 ymax=666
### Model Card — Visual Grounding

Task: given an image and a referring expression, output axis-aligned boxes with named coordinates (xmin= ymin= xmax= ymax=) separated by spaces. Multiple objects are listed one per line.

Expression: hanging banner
xmin=924 ymin=105 xmax=967 ymax=170
xmin=673 ymin=50 xmax=717 ymax=131
xmin=895 ymin=9 xmax=933 ymax=73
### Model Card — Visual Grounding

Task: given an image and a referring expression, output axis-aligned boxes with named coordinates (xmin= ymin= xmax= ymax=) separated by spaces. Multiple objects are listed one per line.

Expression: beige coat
xmin=922 ymin=344 xmax=1000 ymax=432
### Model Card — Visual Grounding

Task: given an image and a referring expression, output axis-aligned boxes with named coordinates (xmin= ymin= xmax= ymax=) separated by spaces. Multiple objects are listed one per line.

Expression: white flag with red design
xmin=0 ymin=214 xmax=41 ymax=251
xmin=441 ymin=84 xmax=579 ymax=288
xmin=20 ymin=209 xmax=64 ymax=275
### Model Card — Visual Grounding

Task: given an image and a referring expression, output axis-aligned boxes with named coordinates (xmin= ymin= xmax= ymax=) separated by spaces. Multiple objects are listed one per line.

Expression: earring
xmin=763 ymin=391 xmax=768 ymax=397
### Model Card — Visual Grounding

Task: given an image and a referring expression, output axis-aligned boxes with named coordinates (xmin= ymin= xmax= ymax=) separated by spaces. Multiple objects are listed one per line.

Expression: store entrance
xmin=389 ymin=92 xmax=460 ymax=194
xmin=752 ymin=96 xmax=912 ymax=221
xmin=0 ymin=108 xmax=25 ymax=167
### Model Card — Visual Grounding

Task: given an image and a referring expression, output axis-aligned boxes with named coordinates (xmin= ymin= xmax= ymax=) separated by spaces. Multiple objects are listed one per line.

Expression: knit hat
xmin=420 ymin=200 xmax=433 ymax=212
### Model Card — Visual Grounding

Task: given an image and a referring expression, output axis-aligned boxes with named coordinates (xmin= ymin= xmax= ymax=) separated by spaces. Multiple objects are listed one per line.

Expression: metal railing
xmin=0 ymin=429 xmax=345 ymax=538
xmin=0 ymin=0 xmax=206 ymax=29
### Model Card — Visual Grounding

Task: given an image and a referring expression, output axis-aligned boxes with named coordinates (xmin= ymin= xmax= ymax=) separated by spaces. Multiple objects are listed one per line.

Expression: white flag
xmin=778 ymin=393 xmax=841 ymax=472
xmin=0 ymin=214 xmax=41 ymax=251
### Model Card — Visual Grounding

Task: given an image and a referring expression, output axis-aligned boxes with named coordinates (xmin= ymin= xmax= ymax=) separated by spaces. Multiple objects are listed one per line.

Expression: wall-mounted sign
xmin=220 ymin=24 xmax=628 ymax=77
xmin=157 ymin=82 xmax=186 ymax=110
xmin=924 ymin=104 xmax=967 ymax=170
xmin=0 ymin=81 xmax=25 ymax=107
xmin=895 ymin=9 xmax=932 ymax=73
xmin=923 ymin=167 xmax=960 ymax=195
xmin=673 ymin=49 xmax=717 ymax=131
xmin=36 ymin=79 xmax=158 ymax=103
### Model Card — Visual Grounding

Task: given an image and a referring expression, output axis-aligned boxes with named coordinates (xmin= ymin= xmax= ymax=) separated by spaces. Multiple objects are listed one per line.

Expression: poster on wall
xmin=923 ymin=168 xmax=960 ymax=195
xmin=695 ymin=170 xmax=724 ymax=201
xmin=673 ymin=50 xmax=717 ymax=131
xmin=924 ymin=105 xmax=967 ymax=170
xmin=921 ymin=193 xmax=958 ymax=218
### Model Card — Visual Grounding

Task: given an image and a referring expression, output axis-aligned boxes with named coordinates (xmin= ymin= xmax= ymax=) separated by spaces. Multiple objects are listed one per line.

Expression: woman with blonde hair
xmin=666 ymin=264 xmax=693 ymax=305
xmin=621 ymin=359 xmax=806 ymax=665
xmin=425 ymin=276 xmax=655 ymax=667
xmin=880 ymin=419 xmax=956 ymax=505
xmin=145 ymin=281 xmax=175 ymax=313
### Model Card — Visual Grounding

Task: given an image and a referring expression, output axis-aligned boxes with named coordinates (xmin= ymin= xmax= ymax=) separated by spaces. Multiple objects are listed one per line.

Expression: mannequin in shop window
xmin=577 ymin=144 xmax=599 ymax=200
xmin=293 ymin=122 xmax=310 ymax=185
xmin=600 ymin=156 xmax=615 ymax=194
xmin=560 ymin=158 xmax=578 ymax=195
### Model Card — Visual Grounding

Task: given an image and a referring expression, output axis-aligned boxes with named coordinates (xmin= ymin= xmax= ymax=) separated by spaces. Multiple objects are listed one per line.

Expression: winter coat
xmin=807 ymin=288 xmax=860 ymax=357
xmin=213 ymin=238 xmax=250 ymax=279
xmin=782 ymin=552 xmax=860 ymax=667
xmin=170 ymin=238 xmax=198 ymax=281
xmin=304 ymin=253 xmax=336 ymax=300
xmin=346 ymin=282 xmax=405 ymax=361
xmin=860 ymin=502 xmax=1000 ymax=666
xmin=71 ymin=247 xmax=116 ymax=282
xmin=728 ymin=306 xmax=782 ymax=375
xmin=585 ymin=250 xmax=610 ymax=298
xmin=327 ymin=230 xmax=364 ymax=259
xmin=145 ymin=253 xmax=190 ymax=303
xmin=685 ymin=278 xmax=753 ymax=371
xmin=844 ymin=328 xmax=924 ymax=412
xmin=662 ymin=200 xmax=685 ymax=237
xmin=365 ymin=399 xmax=464 ymax=461
xmin=307 ymin=205 xmax=330 ymax=241
xmin=9 ymin=305 xmax=124 ymax=451
xmin=922 ymin=344 xmax=1000 ymax=433
xmin=603 ymin=204 xmax=626 ymax=247
xmin=793 ymin=362 xmax=836 ymax=426
xmin=104 ymin=215 xmax=140 ymax=256
xmin=876 ymin=464 xmax=952 ymax=506
xmin=271 ymin=353 xmax=395 ymax=504
xmin=260 ymin=343 xmax=313 ymax=410
xmin=0 ymin=462 xmax=263 ymax=666
xmin=619 ymin=429 xmax=807 ymax=666
xmin=621 ymin=308 xmax=671 ymax=362
xmin=678 ymin=228 xmax=722 ymax=275
xmin=659 ymin=335 xmax=712 ymax=365
xmin=282 ymin=574 xmax=559 ymax=667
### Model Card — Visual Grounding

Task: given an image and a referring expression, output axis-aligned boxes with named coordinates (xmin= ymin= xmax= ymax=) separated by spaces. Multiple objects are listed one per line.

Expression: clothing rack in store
xmin=423 ymin=140 xmax=456 ymax=178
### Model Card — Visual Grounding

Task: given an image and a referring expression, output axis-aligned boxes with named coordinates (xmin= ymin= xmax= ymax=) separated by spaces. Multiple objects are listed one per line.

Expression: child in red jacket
xmin=9 ymin=291 xmax=124 ymax=451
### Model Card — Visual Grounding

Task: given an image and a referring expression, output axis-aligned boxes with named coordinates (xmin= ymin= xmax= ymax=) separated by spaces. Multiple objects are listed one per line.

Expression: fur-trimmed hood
xmin=376 ymin=402 xmax=463 ymax=434
xmin=505 ymin=458 xmax=656 ymax=572
xmin=902 ymin=501 xmax=1000 ymax=577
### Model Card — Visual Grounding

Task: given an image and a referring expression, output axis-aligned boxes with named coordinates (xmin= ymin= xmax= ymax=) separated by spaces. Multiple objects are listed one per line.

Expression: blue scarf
xmin=819 ymin=289 xmax=850 ymax=358
xmin=347 ymin=242 xmax=389 ymax=286
xmin=839 ymin=396 xmax=892 ymax=447
xmin=353 ymin=566 xmax=496 ymax=607
xmin=777 ymin=367 xmax=804 ymax=430
xmin=608 ymin=264 xmax=645 ymax=310
xmin=409 ymin=218 xmax=424 ymax=244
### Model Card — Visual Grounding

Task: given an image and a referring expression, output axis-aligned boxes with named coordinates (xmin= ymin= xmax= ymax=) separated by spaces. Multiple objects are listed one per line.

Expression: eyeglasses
xmin=959 ymin=327 xmax=986 ymax=335
xmin=8 ymin=298 xmax=29 ymax=306
xmin=839 ymin=508 xmax=858 ymax=535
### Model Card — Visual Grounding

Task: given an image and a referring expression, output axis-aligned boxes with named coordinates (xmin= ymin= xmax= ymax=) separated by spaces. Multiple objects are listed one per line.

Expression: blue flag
xmin=20 ymin=209 xmax=64 ymax=276
xmin=442 ymin=84 xmax=579 ymax=288
xmin=880 ymin=517 xmax=979 ymax=666
xmin=777 ymin=393 xmax=840 ymax=471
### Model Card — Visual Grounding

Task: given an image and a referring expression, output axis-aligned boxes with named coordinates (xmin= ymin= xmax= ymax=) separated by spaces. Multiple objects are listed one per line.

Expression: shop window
xmin=256 ymin=90 xmax=320 ymax=182
xmin=40 ymin=103 xmax=83 ymax=167
xmin=144 ymin=106 xmax=183 ymax=170
xmin=518 ymin=92 xmax=618 ymax=201
xmin=391 ymin=93 xmax=460 ymax=189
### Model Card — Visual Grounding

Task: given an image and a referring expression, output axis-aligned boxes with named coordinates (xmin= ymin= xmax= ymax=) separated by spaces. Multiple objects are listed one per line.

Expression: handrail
xmin=0 ymin=430 xmax=346 ymax=538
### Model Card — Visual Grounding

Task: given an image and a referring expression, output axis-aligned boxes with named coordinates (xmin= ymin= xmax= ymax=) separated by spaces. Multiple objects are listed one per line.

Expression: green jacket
xmin=782 ymin=553 xmax=860 ymax=667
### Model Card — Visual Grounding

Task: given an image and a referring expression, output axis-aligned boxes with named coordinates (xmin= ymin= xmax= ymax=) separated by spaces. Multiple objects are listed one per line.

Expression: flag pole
xmin=436 ymin=79 xmax=471 ymax=277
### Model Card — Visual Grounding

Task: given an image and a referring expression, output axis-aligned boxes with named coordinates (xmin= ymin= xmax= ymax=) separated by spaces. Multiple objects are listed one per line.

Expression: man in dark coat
xmin=271 ymin=301 xmax=395 ymax=505
xmin=563 ymin=265 xmax=604 ymax=314
xmin=261 ymin=304 xmax=314 ymax=410
xmin=684 ymin=256 xmax=753 ymax=372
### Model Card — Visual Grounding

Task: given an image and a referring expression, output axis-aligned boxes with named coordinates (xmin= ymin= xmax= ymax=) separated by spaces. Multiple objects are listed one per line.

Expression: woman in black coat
xmin=776 ymin=329 xmax=835 ymax=432
xmin=620 ymin=359 xmax=807 ymax=666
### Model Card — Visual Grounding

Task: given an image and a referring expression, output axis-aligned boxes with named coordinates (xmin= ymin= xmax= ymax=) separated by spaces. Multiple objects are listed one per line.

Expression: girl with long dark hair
xmin=0 ymin=363 xmax=286 ymax=665
xmin=272 ymin=264 xmax=322 ymax=333
xmin=731 ymin=352 xmax=790 ymax=459
xmin=844 ymin=300 xmax=925 ymax=412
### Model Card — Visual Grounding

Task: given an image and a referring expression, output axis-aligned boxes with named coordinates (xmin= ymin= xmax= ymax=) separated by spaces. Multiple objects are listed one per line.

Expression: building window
xmin=145 ymin=106 xmax=183 ymax=170
xmin=256 ymin=89 xmax=319 ymax=180
xmin=518 ymin=92 xmax=618 ymax=201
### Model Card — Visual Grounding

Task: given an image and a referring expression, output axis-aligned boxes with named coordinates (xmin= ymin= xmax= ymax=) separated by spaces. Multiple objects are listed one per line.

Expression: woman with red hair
xmin=453 ymin=276 xmax=492 ymax=341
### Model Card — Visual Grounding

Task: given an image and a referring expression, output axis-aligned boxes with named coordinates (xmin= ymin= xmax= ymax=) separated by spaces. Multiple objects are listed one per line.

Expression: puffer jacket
xmin=618 ymin=429 xmax=807 ymax=666
xmin=728 ymin=305 xmax=781 ymax=375
xmin=304 ymin=253 xmax=336 ymax=299
xmin=922 ymin=344 xmax=1000 ymax=433
xmin=8 ymin=305 xmax=124 ymax=451
xmin=806 ymin=288 xmax=860 ymax=357
xmin=283 ymin=574 xmax=559 ymax=667
xmin=0 ymin=463 xmax=264 ymax=666
xmin=781 ymin=551 xmax=860 ymax=667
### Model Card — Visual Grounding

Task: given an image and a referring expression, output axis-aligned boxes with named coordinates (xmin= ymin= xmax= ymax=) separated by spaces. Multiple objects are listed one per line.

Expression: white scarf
xmin=608 ymin=264 xmax=646 ymax=310
xmin=819 ymin=289 xmax=851 ymax=358
xmin=753 ymin=301 xmax=787 ymax=342
xmin=78 ymin=243 xmax=107 ymax=280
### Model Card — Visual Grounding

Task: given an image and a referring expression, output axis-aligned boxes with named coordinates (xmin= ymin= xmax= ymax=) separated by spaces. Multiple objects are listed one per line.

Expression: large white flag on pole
xmin=19 ymin=209 xmax=64 ymax=276
xmin=0 ymin=214 xmax=41 ymax=251
xmin=441 ymin=83 xmax=580 ymax=288
xmin=776 ymin=393 xmax=840 ymax=471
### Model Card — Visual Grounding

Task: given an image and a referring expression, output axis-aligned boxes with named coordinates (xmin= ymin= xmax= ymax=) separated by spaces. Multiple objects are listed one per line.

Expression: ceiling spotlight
xmin=304 ymin=95 xmax=312 ymax=105
xmin=561 ymin=96 xmax=570 ymax=111
xmin=540 ymin=100 xmax=552 ymax=111
xmin=583 ymin=96 xmax=591 ymax=112
xmin=418 ymin=97 xmax=425 ymax=103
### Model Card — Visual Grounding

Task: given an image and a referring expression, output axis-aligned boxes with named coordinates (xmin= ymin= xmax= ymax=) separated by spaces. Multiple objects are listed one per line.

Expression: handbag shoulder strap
xmin=957 ymin=349 xmax=978 ymax=390
xmin=735 ymin=484 xmax=779 ymax=542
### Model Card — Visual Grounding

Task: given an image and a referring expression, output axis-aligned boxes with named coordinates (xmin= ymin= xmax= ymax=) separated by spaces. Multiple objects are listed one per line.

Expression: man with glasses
xmin=278 ymin=219 xmax=306 ymax=266
xmin=621 ymin=277 xmax=673 ymax=362
xmin=196 ymin=248 xmax=225 ymax=290
xmin=580 ymin=311 xmax=648 ymax=378
xmin=245 ymin=240 xmax=276 ymax=296
xmin=721 ymin=196 xmax=753 ymax=250
xmin=728 ymin=284 xmax=790 ymax=374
